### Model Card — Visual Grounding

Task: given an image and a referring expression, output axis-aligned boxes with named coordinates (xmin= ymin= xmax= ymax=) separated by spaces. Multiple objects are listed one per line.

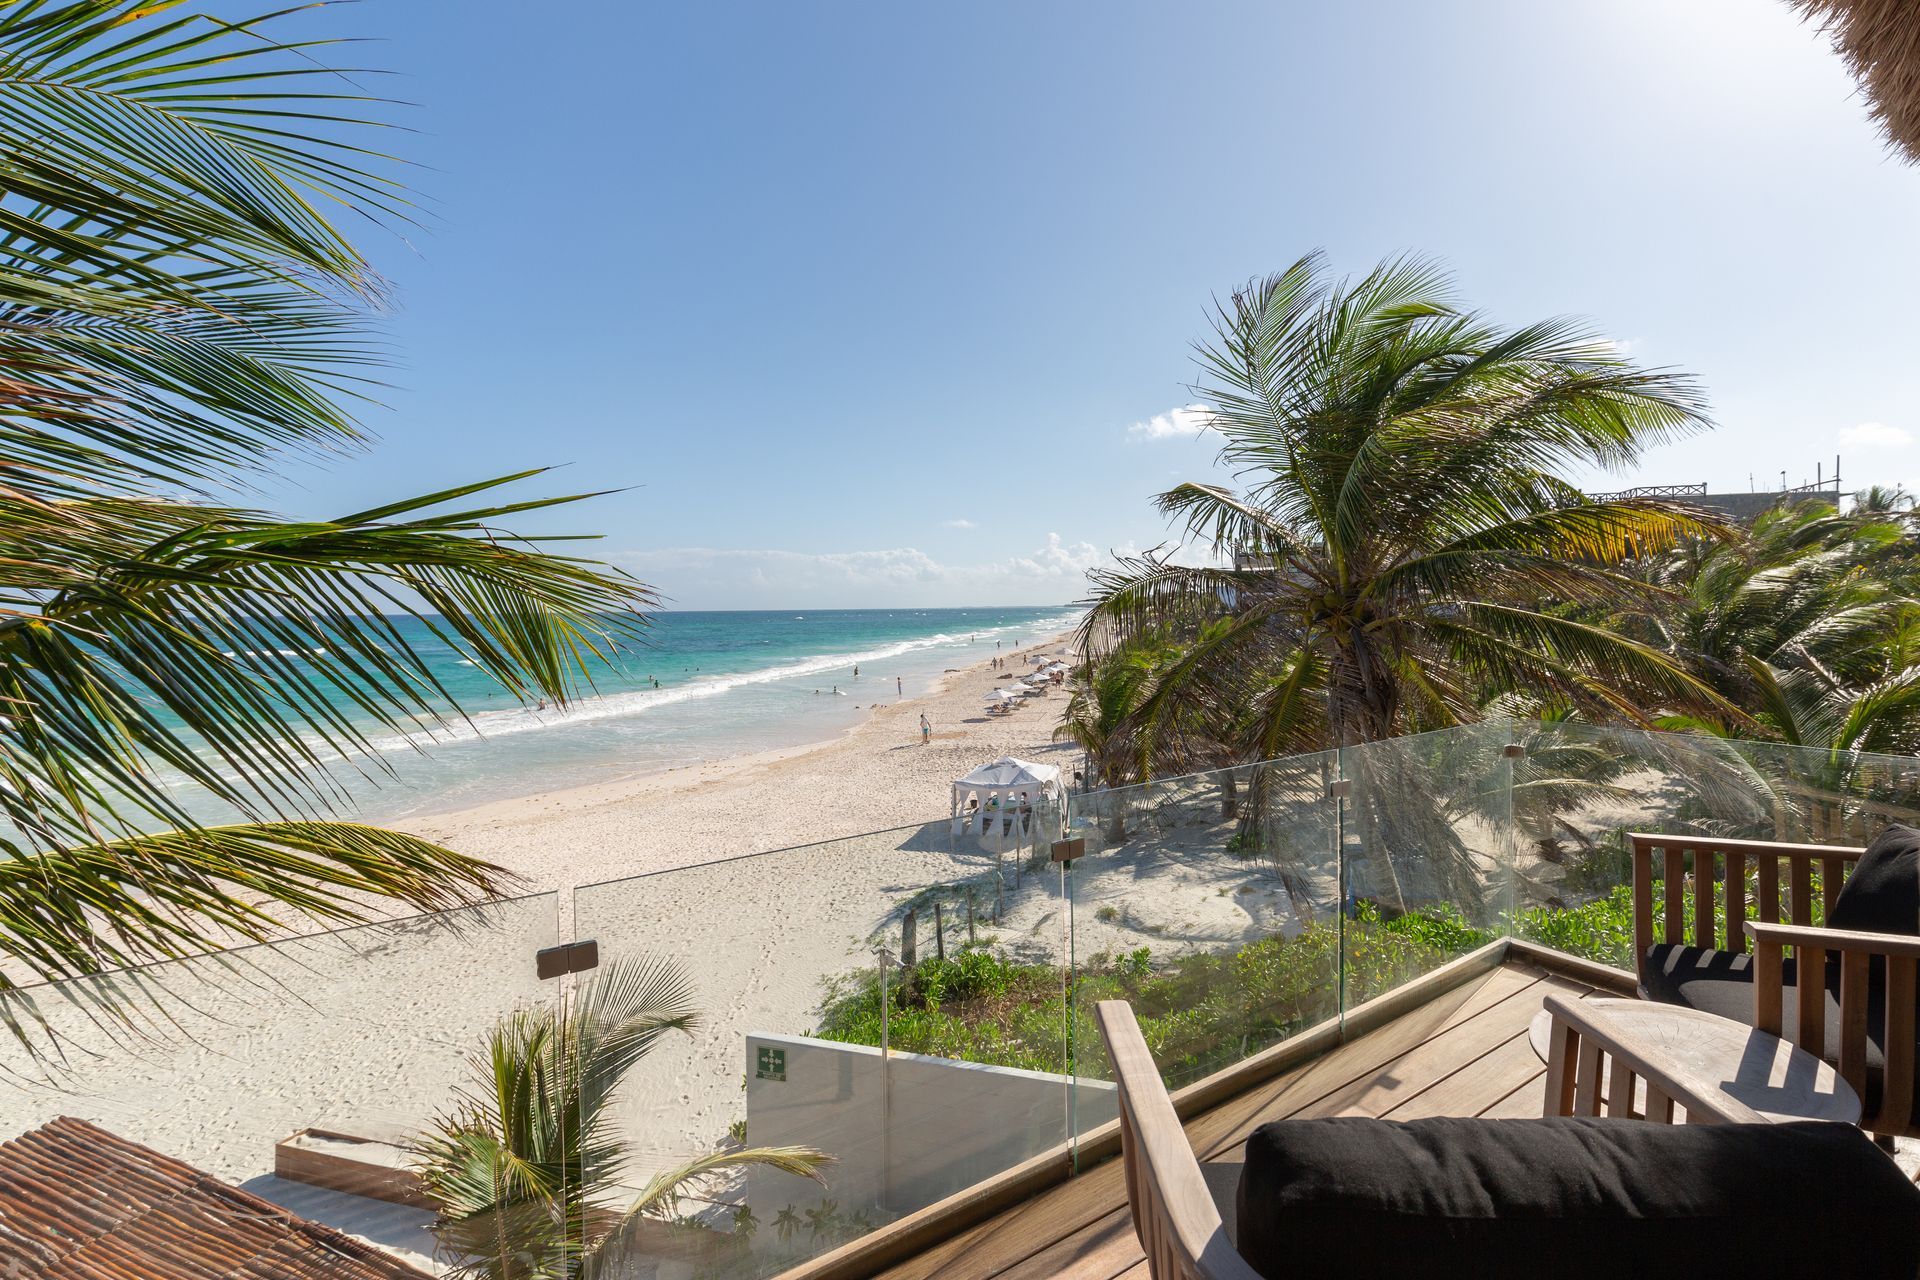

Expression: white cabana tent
xmin=951 ymin=756 xmax=1063 ymax=841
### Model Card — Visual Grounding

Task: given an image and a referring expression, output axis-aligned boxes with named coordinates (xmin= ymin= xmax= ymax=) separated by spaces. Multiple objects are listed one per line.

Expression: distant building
xmin=0 ymin=1117 xmax=432 ymax=1280
xmin=1589 ymin=475 xmax=1844 ymax=523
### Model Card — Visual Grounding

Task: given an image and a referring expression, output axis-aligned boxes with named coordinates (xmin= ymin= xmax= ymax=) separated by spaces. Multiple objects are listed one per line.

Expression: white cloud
xmin=615 ymin=534 xmax=1128 ymax=609
xmin=1598 ymin=336 xmax=1640 ymax=357
xmin=1840 ymin=421 xmax=1912 ymax=449
xmin=1127 ymin=403 xmax=1216 ymax=441
xmin=944 ymin=517 xmax=976 ymax=529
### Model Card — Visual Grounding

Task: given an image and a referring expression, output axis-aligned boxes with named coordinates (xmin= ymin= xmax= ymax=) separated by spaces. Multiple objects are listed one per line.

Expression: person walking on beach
xmin=896 ymin=675 xmax=903 ymax=696
xmin=920 ymin=713 xmax=931 ymax=745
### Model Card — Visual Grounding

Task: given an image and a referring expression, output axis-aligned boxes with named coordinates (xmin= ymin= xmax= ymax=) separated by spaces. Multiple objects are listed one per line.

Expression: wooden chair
xmin=1629 ymin=832 xmax=1920 ymax=1137
xmin=1538 ymin=992 xmax=1765 ymax=1124
xmin=1098 ymin=994 xmax=1773 ymax=1280
xmin=1095 ymin=1000 xmax=1265 ymax=1280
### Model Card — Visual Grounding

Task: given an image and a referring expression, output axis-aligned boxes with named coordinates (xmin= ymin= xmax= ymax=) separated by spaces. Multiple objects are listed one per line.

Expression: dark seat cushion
xmin=1237 ymin=1116 xmax=1920 ymax=1280
xmin=1830 ymin=823 xmax=1920 ymax=936
xmin=1642 ymin=942 xmax=1895 ymax=1111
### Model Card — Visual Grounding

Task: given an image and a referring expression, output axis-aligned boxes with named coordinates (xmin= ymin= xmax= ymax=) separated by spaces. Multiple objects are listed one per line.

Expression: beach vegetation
xmin=815 ymin=891 xmax=1709 ymax=1083
xmin=1063 ymin=258 xmax=1920 ymax=819
xmin=0 ymin=1 xmax=653 ymax=1035
xmin=1077 ymin=252 xmax=1731 ymax=767
xmin=412 ymin=957 xmax=828 ymax=1279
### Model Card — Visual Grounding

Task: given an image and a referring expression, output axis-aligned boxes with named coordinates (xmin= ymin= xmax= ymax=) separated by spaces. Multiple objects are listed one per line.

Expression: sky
xmin=251 ymin=0 xmax=1920 ymax=610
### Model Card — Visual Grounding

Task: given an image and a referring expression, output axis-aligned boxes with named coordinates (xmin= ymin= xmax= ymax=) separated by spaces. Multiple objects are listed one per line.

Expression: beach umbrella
xmin=992 ymin=688 xmax=1028 ymax=701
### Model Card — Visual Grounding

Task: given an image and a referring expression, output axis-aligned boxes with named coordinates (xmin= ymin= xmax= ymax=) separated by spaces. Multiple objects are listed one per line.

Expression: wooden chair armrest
xmin=1745 ymin=919 xmax=1920 ymax=958
xmin=1542 ymin=993 xmax=1767 ymax=1125
xmin=1096 ymin=1001 xmax=1263 ymax=1280
xmin=1743 ymin=920 xmax=1920 ymax=1129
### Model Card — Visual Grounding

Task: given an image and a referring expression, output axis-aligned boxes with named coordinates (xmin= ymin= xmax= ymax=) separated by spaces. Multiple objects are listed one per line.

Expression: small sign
xmin=756 ymin=1046 xmax=787 ymax=1082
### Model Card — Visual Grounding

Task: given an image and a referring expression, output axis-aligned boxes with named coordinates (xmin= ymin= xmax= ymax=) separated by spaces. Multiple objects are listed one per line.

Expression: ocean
xmin=263 ymin=605 xmax=1082 ymax=821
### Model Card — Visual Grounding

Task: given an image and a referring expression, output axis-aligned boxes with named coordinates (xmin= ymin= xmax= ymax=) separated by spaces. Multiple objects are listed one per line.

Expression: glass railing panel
xmin=571 ymin=814 xmax=1072 ymax=1278
xmin=0 ymin=892 xmax=563 ymax=1274
xmin=1499 ymin=724 xmax=1920 ymax=970
xmin=1064 ymin=753 xmax=1342 ymax=1142
xmin=1717 ymin=736 xmax=1920 ymax=845
xmin=1336 ymin=726 xmax=1512 ymax=1004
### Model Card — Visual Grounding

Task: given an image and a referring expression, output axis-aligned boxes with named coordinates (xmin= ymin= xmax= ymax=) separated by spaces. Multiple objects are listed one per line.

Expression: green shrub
xmin=814 ymin=903 xmax=1496 ymax=1085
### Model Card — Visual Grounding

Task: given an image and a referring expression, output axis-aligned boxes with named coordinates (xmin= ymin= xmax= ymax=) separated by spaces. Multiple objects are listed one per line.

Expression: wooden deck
xmin=870 ymin=959 xmax=1598 ymax=1280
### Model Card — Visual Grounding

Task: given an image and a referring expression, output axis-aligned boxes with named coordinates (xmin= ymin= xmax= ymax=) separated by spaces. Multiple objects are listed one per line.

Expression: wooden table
xmin=1527 ymin=998 xmax=1861 ymax=1125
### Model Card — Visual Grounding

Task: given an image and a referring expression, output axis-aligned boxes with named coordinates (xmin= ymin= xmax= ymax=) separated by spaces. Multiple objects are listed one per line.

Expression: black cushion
xmin=1642 ymin=942 xmax=1897 ymax=1111
xmin=1236 ymin=1115 xmax=1920 ymax=1280
xmin=1830 ymin=823 xmax=1920 ymax=936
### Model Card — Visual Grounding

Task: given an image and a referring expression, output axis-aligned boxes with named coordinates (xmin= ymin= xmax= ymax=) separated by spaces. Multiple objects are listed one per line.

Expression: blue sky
xmin=253 ymin=0 xmax=1920 ymax=610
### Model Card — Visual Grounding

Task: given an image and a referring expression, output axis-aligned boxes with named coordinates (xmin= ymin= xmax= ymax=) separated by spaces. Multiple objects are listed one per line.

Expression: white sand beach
xmin=1 ymin=632 xmax=1170 ymax=1270
xmin=0 ymin=626 xmax=1691 ymax=1274
xmin=402 ymin=631 xmax=1087 ymax=891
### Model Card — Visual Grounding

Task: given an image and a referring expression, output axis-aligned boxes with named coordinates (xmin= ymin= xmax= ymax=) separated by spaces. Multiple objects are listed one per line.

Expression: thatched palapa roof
xmin=1791 ymin=0 xmax=1920 ymax=165
xmin=0 ymin=1117 xmax=433 ymax=1280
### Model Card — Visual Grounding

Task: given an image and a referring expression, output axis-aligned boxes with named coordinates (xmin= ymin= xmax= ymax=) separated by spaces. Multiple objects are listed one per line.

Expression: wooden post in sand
xmin=901 ymin=909 xmax=918 ymax=969
xmin=995 ymin=873 xmax=1005 ymax=922
xmin=933 ymin=902 xmax=946 ymax=961
xmin=966 ymin=888 xmax=977 ymax=945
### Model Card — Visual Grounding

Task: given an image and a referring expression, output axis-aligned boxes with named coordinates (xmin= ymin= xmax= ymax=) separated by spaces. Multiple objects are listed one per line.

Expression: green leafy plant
xmin=0 ymin=0 xmax=652 ymax=1048
xmin=1079 ymin=252 xmax=1732 ymax=765
xmin=412 ymin=959 xmax=828 ymax=1279
xmin=816 ymin=907 xmax=1495 ymax=1085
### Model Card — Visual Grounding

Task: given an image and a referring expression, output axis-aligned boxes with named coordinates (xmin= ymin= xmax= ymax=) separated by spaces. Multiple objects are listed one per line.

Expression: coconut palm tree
xmin=1639 ymin=500 xmax=1920 ymax=753
xmin=0 ymin=0 xmax=650 ymax=1017
xmin=1053 ymin=640 xmax=1182 ymax=837
xmin=413 ymin=958 xmax=828 ymax=1280
xmin=1081 ymin=253 xmax=1736 ymax=757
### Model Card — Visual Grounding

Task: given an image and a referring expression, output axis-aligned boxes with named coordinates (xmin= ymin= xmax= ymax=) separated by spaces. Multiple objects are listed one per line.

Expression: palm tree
xmin=1640 ymin=500 xmax=1920 ymax=754
xmin=1053 ymin=640 xmax=1178 ymax=838
xmin=1081 ymin=253 xmax=1735 ymax=757
xmin=0 ymin=0 xmax=650 ymax=1018
xmin=412 ymin=958 xmax=828 ymax=1280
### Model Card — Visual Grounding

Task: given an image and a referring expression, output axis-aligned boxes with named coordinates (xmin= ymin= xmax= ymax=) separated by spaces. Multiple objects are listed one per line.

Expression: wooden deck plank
xmin=1375 ymin=1031 xmax=1545 ymax=1122
xmin=1188 ymin=965 xmax=1553 ymax=1161
xmin=871 ymin=964 xmax=1547 ymax=1280
xmin=871 ymin=962 xmax=1588 ymax=1280
xmin=1477 ymin=1073 xmax=1550 ymax=1118
xmin=1194 ymin=972 xmax=1580 ymax=1173
xmin=985 ymin=969 xmax=1582 ymax=1280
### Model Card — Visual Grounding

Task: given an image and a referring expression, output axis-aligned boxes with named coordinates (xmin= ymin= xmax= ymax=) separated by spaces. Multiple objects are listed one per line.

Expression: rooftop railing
xmin=2 ymin=723 xmax=1915 ymax=1277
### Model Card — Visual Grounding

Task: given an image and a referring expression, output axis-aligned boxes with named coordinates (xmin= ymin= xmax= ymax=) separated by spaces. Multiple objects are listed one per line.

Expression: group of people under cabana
xmin=950 ymin=756 xmax=1062 ymax=843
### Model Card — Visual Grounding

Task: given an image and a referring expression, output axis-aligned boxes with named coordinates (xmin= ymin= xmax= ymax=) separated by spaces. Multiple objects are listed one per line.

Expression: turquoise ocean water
xmin=280 ymin=605 xmax=1080 ymax=821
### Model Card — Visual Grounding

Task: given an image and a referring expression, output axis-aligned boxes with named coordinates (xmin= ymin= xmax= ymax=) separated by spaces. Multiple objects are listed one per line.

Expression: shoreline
xmin=400 ymin=630 xmax=1081 ymax=892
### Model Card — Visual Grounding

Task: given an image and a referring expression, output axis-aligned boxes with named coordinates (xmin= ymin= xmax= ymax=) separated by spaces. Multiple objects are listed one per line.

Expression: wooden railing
xmin=1628 ymin=833 xmax=1868 ymax=979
